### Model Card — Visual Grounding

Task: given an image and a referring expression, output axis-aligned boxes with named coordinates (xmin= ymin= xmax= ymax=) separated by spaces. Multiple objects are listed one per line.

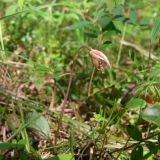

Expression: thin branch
xmin=121 ymin=40 xmax=158 ymax=61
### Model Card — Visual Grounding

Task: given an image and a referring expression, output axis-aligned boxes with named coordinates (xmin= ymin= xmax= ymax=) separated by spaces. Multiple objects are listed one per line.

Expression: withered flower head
xmin=89 ymin=49 xmax=111 ymax=73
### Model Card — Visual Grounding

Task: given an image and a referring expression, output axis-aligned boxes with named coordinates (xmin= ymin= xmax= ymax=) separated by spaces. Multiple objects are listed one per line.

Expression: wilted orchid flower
xmin=89 ymin=49 xmax=111 ymax=73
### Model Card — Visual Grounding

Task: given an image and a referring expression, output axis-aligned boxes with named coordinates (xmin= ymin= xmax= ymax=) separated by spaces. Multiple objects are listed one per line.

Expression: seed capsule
xmin=89 ymin=49 xmax=111 ymax=73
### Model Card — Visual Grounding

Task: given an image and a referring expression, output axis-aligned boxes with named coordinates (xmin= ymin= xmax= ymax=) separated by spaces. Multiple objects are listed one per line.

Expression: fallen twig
xmin=121 ymin=40 xmax=159 ymax=61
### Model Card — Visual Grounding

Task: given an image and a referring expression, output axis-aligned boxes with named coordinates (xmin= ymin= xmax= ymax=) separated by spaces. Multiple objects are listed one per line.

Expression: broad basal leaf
xmin=141 ymin=104 xmax=160 ymax=126
xmin=26 ymin=112 xmax=50 ymax=139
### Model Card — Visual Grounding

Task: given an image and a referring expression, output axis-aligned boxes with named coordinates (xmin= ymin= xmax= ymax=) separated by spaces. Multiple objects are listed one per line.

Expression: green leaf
xmin=143 ymin=151 xmax=153 ymax=160
xmin=112 ymin=5 xmax=123 ymax=15
xmin=0 ymin=155 xmax=4 ymax=160
xmin=63 ymin=21 xmax=92 ymax=30
xmin=0 ymin=143 xmax=17 ymax=150
xmin=0 ymin=3 xmax=58 ymax=21
xmin=146 ymin=141 xmax=158 ymax=154
xmin=102 ymin=41 xmax=112 ymax=47
xmin=26 ymin=112 xmax=50 ymax=139
xmin=114 ymin=15 xmax=126 ymax=22
xmin=16 ymin=139 xmax=27 ymax=149
xmin=126 ymin=98 xmax=146 ymax=110
xmin=151 ymin=16 xmax=160 ymax=43
xmin=51 ymin=153 xmax=74 ymax=160
xmin=126 ymin=125 xmax=142 ymax=141
xmin=104 ymin=30 xmax=118 ymax=37
xmin=84 ymin=32 xmax=97 ymax=38
xmin=20 ymin=151 xmax=29 ymax=160
xmin=128 ymin=10 xmax=137 ymax=24
xmin=131 ymin=145 xmax=143 ymax=160
xmin=34 ymin=65 xmax=50 ymax=72
xmin=141 ymin=104 xmax=160 ymax=126
xmin=149 ymin=64 xmax=160 ymax=80
xmin=102 ymin=21 xmax=120 ymax=32
xmin=106 ymin=1 xmax=115 ymax=12
xmin=5 ymin=5 xmax=17 ymax=15
xmin=140 ymin=17 xmax=150 ymax=27
xmin=0 ymin=142 xmax=25 ymax=150
xmin=35 ymin=79 xmax=43 ymax=87
xmin=17 ymin=0 xmax=25 ymax=10
xmin=98 ymin=15 xmax=113 ymax=30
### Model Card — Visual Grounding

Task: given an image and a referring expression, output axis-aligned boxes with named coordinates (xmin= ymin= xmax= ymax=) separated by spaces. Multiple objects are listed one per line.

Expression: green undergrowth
xmin=0 ymin=0 xmax=160 ymax=160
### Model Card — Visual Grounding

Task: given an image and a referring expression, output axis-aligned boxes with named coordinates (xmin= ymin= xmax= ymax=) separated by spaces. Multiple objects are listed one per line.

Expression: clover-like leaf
xmin=126 ymin=98 xmax=146 ymax=110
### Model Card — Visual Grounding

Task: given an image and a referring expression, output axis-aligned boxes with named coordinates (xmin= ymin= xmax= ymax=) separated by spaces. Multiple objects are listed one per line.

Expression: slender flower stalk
xmin=56 ymin=46 xmax=111 ymax=144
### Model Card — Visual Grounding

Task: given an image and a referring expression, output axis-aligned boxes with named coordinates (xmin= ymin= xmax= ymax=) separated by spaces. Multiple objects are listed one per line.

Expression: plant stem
xmin=55 ymin=45 xmax=91 ymax=144
xmin=55 ymin=63 xmax=74 ymax=144
xmin=116 ymin=23 xmax=127 ymax=66
xmin=19 ymin=103 xmax=30 ymax=152
xmin=0 ymin=21 xmax=5 ymax=57
xmin=88 ymin=67 xmax=95 ymax=97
